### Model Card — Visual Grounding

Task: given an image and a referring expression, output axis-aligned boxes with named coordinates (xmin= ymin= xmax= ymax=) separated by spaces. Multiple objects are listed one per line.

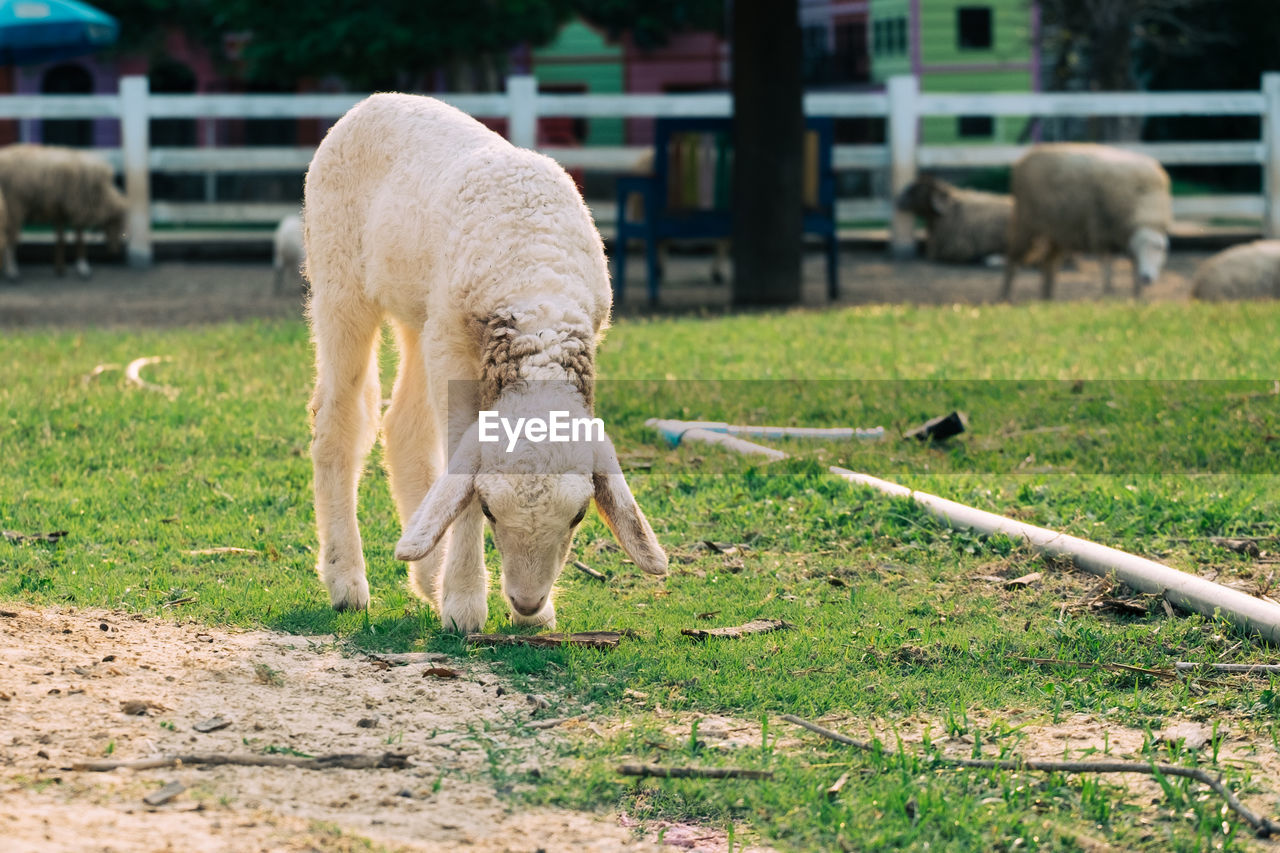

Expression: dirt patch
xmin=0 ymin=603 xmax=656 ymax=852
xmin=805 ymin=710 xmax=1280 ymax=823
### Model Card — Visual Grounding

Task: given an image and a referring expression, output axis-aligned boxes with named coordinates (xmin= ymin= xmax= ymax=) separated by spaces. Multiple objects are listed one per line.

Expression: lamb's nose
xmin=509 ymin=594 xmax=545 ymax=617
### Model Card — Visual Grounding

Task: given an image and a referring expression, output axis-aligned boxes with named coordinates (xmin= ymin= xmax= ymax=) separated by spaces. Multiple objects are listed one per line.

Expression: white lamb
xmin=0 ymin=143 xmax=126 ymax=279
xmin=304 ymin=93 xmax=668 ymax=633
xmin=272 ymin=213 xmax=305 ymax=294
xmin=1191 ymin=240 xmax=1280 ymax=301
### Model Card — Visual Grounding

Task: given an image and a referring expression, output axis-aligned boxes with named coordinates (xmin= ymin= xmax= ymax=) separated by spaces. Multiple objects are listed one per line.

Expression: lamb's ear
xmin=593 ymin=434 xmax=668 ymax=576
xmin=395 ymin=425 xmax=481 ymax=562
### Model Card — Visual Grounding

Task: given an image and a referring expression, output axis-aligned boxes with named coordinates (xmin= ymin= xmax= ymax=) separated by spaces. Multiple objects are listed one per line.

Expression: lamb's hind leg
xmin=383 ymin=321 xmax=447 ymax=608
xmin=309 ymin=296 xmax=383 ymax=610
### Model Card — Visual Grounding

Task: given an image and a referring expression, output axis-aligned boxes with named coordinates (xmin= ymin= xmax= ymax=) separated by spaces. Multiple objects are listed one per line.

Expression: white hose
xmin=651 ymin=418 xmax=1280 ymax=644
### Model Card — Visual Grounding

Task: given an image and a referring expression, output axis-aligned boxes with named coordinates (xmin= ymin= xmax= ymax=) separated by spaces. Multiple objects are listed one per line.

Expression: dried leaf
xmin=193 ymin=717 xmax=231 ymax=733
xmin=422 ymin=667 xmax=461 ymax=679
xmin=142 ymin=781 xmax=186 ymax=806
xmin=1004 ymin=572 xmax=1043 ymax=588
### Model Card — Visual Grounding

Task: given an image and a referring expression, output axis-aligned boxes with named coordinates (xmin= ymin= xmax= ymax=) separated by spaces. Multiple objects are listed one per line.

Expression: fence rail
xmin=0 ymin=73 xmax=1275 ymax=265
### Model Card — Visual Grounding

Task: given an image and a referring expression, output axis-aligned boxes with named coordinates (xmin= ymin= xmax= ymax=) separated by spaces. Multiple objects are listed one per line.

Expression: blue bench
xmin=613 ymin=116 xmax=839 ymax=305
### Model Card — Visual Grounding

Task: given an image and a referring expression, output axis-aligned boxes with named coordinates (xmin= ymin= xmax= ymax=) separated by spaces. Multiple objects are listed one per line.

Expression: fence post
xmin=507 ymin=75 xmax=537 ymax=149
xmin=887 ymin=75 xmax=919 ymax=259
xmin=1263 ymin=73 xmax=1280 ymax=239
xmin=119 ymin=75 xmax=152 ymax=268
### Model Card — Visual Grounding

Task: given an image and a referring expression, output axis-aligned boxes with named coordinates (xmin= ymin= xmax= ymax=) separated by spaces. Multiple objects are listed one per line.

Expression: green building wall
xmin=871 ymin=0 xmax=1036 ymax=145
xmin=531 ymin=19 xmax=624 ymax=146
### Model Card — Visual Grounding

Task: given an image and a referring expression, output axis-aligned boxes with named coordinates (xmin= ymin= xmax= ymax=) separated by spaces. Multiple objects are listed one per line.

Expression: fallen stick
xmin=780 ymin=714 xmax=1279 ymax=838
xmin=1013 ymin=656 xmax=1178 ymax=681
xmin=681 ymin=618 xmax=792 ymax=641
xmin=72 ymin=751 xmax=411 ymax=772
xmin=125 ymin=356 xmax=179 ymax=399
xmin=573 ymin=559 xmax=608 ymax=581
xmin=618 ymin=763 xmax=774 ymax=780
xmin=466 ymin=631 xmax=629 ymax=650
xmin=1174 ymin=662 xmax=1280 ymax=674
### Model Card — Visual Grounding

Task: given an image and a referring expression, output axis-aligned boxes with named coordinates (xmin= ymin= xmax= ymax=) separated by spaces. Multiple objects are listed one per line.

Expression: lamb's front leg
xmin=439 ymin=500 xmax=488 ymax=632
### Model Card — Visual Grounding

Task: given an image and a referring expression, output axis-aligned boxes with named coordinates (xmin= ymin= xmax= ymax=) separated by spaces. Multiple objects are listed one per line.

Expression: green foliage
xmin=206 ymin=0 xmax=571 ymax=89
xmin=576 ymin=0 xmax=723 ymax=48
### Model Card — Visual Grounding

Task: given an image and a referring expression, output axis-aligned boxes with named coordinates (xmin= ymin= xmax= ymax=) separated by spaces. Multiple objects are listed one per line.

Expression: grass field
xmin=3 ymin=300 xmax=1280 ymax=850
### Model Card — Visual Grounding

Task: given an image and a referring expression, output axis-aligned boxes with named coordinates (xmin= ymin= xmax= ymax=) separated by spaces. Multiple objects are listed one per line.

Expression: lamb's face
xmin=477 ymin=468 xmax=593 ymax=621
xmin=1129 ymin=227 xmax=1168 ymax=287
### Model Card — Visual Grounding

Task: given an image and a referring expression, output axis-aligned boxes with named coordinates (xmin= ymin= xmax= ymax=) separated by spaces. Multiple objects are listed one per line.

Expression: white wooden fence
xmin=0 ymin=73 xmax=1275 ymax=266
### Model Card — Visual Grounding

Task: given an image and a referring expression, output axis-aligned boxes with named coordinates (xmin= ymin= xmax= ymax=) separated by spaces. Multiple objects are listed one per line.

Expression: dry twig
xmin=466 ymin=631 xmax=629 ymax=650
xmin=73 ymin=751 xmax=410 ymax=772
xmin=573 ymin=559 xmax=608 ymax=581
xmin=617 ymin=763 xmax=773 ymax=780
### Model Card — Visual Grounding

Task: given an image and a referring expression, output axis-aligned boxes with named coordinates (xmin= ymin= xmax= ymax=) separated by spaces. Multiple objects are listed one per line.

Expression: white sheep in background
xmin=1191 ymin=240 xmax=1280 ymax=301
xmin=895 ymin=174 xmax=1011 ymax=264
xmin=272 ymin=213 xmax=305 ymax=294
xmin=0 ymin=144 xmax=125 ymax=279
xmin=304 ymin=93 xmax=668 ymax=632
xmin=1001 ymin=143 xmax=1172 ymax=301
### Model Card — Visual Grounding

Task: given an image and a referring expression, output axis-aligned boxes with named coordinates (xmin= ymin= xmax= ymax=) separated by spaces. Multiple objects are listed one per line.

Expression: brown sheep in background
xmin=896 ymin=174 xmax=1011 ymax=264
xmin=0 ymin=144 xmax=126 ymax=280
xmin=1002 ymin=143 xmax=1172 ymax=301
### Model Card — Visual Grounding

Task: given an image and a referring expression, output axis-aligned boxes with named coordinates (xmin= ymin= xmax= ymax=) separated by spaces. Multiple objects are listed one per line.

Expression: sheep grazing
xmin=1191 ymin=240 xmax=1280 ymax=301
xmin=1001 ymin=143 xmax=1172 ymax=301
xmin=272 ymin=213 xmax=305 ymax=294
xmin=896 ymin=174 xmax=1011 ymax=264
xmin=0 ymin=144 xmax=126 ymax=279
xmin=304 ymin=93 xmax=668 ymax=633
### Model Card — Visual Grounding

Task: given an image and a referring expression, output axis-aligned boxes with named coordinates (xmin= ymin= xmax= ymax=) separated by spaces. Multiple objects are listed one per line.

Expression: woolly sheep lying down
xmin=895 ymin=174 xmax=1011 ymax=264
xmin=304 ymin=93 xmax=668 ymax=633
xmin=0 ymin=144 xmax=125 ymax=279
xmin=1191 ymin=240 xmax=1280 ymax=301
xmin=1001 ymin=143 xmax=1172 ymax=301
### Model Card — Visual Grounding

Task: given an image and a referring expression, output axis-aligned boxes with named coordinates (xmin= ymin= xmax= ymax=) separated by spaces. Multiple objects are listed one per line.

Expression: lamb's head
xmin=1128 ymin=226 xmax=1169 ymax=288
xmin=394 ymin=383 xmax=667 ymax=629
xmin=896 ymin=175 xmax=954 ymax=221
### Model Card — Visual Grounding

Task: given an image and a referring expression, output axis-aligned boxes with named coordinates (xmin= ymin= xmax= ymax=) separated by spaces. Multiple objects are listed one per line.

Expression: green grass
xmin=3 ymin=300 xmax=1280 ymax=850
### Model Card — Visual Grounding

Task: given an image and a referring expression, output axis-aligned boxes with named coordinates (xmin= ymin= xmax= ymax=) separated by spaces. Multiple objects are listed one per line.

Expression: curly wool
xmin=480 ymin=311 xmax=596 ymax=410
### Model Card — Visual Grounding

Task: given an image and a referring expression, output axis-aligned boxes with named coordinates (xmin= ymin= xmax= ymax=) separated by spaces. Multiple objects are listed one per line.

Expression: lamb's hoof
xmin=325 ymin=574 xmax=370 ymax=611
xmin=440 ymin=593 xmax=487 ymax=635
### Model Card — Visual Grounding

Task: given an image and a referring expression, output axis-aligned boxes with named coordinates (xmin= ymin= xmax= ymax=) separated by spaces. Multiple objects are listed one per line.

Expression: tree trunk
xmin=731 ymin=0 xmax=804 ymax=306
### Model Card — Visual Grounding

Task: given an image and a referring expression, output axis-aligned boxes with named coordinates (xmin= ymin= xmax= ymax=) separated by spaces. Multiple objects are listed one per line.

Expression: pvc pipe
xmin=1174 ymin=663 xmax=1280 ymax=674
xmin=647 ymin=418 xmax=883 ymax=447
xmin=651 ymin=418 xmax=1280 ymax=644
